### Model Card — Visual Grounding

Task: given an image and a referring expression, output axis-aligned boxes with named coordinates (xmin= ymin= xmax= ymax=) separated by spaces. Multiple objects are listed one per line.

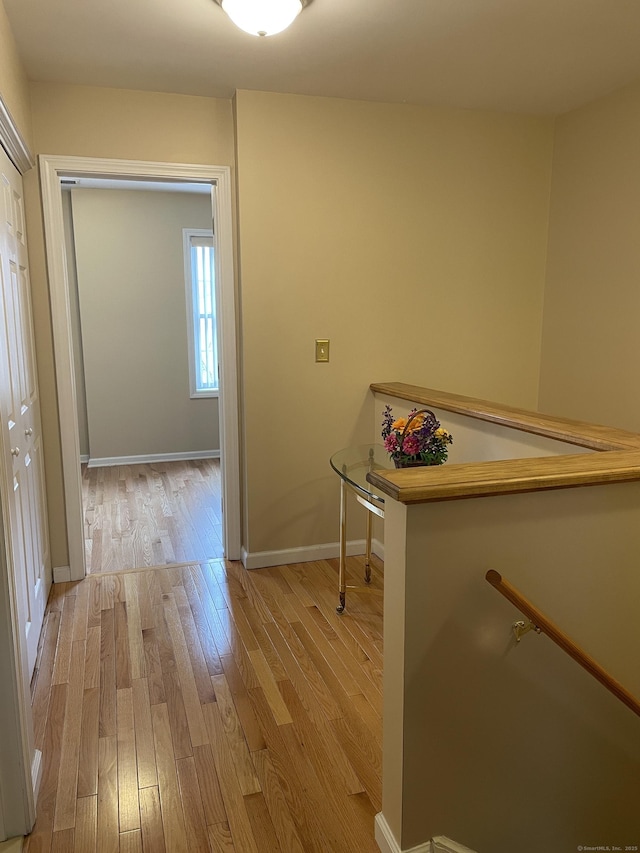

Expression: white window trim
xmin=184 ymin=227 xmax=219 ymax=399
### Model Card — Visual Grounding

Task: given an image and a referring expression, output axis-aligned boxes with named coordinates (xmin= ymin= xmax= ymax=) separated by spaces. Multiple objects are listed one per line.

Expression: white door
xmin=0 ymin=145 xmax=51 ymax=677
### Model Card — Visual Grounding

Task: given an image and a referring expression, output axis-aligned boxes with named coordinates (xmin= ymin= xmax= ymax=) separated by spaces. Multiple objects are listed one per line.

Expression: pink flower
xmin=401 ymin=434 xmax=420 ymax=455
xmin=384 ymin=434 xmax=398 ymax=452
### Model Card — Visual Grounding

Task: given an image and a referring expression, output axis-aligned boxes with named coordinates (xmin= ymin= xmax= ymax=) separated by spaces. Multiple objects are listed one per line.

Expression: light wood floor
xmin=27 ymin=554 xmax=383 ymax=852
xmin=82 ymin=460 xmax=224 ymax=574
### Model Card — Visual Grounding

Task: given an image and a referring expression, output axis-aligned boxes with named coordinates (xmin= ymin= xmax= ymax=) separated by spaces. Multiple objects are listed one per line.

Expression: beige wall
xmin=384 ymin=482 xmax=640 ymax=851
xmin=29 ymin=83 xmax=235 ymax=165
xmin=22 ymin=82 xmax=556 ymax=569
xmin=69 ymin=187 xmax=218 ymax=460
xmin=0 ymin=0 xmax=32 ymax=149
xmin=235 ymin=89 xmax=554 ymax=555
xmin=539 ymin=78 xmax=640 ymax=430
xmin=23 ymin=83 xmax=235 ymax=569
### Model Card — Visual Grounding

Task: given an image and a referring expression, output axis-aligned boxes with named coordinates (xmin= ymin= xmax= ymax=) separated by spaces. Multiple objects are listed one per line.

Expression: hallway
xmin=26 ymin=555 xmax=383 ymax=851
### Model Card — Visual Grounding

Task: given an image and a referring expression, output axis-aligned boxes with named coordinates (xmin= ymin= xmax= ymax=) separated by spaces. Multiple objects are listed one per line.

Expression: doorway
xmin=40 ymin=156 xmax=241 ymax=582
xmin=61 ymin=178 xmax=226 ymax=573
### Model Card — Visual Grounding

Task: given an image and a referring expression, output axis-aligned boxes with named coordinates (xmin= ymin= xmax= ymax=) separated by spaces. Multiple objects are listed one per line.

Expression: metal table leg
xmin=337 ymin=477 xmax=347 ymax=613
xmin=364 ymin=508 xmax=372 ymax=584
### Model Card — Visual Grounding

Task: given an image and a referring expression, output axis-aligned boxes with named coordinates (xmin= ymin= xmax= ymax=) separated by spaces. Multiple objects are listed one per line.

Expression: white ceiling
xmin=6 ymin=0 xmax=640 ymax=115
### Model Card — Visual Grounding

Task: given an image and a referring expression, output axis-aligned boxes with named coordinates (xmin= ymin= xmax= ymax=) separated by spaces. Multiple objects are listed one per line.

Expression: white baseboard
xmin=375 ymin=814 xmax=431 ymax=853
xmin=241 ymin=539 xmax=384 ymax=571
xmin=372 ymin=537 xmax=384 ymax=561
xmin=374 ymin=813 xmax=401 ymax=853
xmin=374 ymin=814 xmax=477 ymax=853
xmin=431 ymin=837 xmax=478 ymax=853
xmin=52 ymin=565 xmax=71 ymax=583
xmin=87 ymin=449 xmax=220 ymax=468
xmin=80 ymin=454 xmax=89 ymax=464
xmin=31 ymin=748 xmax=42 ymax=801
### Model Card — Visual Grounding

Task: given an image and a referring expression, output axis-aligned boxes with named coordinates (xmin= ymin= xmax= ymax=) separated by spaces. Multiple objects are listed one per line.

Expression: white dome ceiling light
xmin=214 ymin=0 xmax=313 ymax=37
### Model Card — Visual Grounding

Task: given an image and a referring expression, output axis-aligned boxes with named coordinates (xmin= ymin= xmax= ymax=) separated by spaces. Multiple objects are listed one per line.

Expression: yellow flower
xmin=393 ymin=415 xmax=425 ymax=433
xmin=435 ymin=428 xmax=449 ymax=438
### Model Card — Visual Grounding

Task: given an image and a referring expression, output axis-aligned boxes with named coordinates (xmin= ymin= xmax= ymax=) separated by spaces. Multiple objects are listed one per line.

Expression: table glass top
xmin=329 ymin=444 xmax=393 ymax=504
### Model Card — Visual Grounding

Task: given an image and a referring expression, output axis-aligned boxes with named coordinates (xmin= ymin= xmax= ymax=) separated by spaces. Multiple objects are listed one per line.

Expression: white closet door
xmin=0 ymin=145 xmax=50 ymax=677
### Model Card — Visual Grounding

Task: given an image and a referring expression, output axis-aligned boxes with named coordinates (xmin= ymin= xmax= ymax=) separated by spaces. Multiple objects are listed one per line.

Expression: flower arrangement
xmin=382 ymin=405 xmax=453 ymax=468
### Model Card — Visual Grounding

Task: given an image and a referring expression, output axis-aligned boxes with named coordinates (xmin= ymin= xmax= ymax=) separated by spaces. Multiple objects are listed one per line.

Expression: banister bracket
xmin=512 ymin=619 xmax=541 ymax=643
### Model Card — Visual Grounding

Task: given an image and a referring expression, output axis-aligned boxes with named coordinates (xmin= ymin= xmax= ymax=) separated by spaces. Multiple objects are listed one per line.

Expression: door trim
xmin=0 ymin=99 xmax=37 ymax=838
xmin=0 ymin=511 xmax=38 ymax=837
xmin=39 ymin=155 xmax=241 ymax=581
xmin=0 ymin=95 xmax=33 ymax=174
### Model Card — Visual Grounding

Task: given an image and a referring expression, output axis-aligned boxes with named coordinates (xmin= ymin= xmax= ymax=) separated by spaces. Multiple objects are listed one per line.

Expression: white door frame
xmin=0 ymin=95 xmax=39 ymax=839
xmin=39 ymin=155 xmax=241 ymax=581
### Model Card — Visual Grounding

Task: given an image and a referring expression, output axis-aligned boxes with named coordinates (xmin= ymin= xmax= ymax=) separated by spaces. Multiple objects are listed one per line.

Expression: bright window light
xmin=184 ymin=230 xmax=219 ymax=397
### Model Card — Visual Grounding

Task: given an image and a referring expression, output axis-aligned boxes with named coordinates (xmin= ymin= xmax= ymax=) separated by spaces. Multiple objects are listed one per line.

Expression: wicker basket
xmin=394 ymin=409 xmax=438 ymax=468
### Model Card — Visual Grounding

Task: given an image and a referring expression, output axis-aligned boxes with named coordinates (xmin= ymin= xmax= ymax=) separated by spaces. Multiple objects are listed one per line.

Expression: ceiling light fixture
xmin=214 ymin=0 xmax=312 ymax=37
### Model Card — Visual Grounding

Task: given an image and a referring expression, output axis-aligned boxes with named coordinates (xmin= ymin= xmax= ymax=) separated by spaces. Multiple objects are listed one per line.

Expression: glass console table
xmin=329 ymin=444 xmax=392 ymax=613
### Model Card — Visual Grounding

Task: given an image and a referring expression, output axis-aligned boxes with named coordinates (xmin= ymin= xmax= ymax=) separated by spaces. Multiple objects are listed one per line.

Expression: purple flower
xmin=381 ymin=405 xmax=394 ymax=440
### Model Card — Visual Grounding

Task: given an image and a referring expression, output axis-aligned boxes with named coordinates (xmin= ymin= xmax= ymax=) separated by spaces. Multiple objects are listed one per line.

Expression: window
xmin=184 ymin=228 xmax=218 ymax=397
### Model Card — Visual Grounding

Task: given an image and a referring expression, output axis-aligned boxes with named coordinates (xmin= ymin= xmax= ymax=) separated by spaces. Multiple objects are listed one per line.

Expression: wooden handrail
xmin=367 ymin=381 xmax=640 ymax=505
xmin=371 ymin=382 xmax=640 ymax=451
xmin=485 ymin=569 xmax=640 ymax=718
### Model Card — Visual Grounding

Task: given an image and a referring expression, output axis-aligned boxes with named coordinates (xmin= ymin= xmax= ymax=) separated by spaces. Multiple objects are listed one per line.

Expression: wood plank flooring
xmin=82 ymin=460 xmax=223 ymax=574
xmin=27 ymin=554 xmax=383 ymax=852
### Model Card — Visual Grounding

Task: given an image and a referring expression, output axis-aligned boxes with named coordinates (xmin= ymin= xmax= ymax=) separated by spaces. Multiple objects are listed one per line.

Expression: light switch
xmin=315 ymin=339 xmax=330 ymax=362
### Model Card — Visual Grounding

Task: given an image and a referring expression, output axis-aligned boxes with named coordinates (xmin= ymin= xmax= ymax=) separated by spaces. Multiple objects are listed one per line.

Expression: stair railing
xmin=485 ymin=569 xmax=640 ymax=718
